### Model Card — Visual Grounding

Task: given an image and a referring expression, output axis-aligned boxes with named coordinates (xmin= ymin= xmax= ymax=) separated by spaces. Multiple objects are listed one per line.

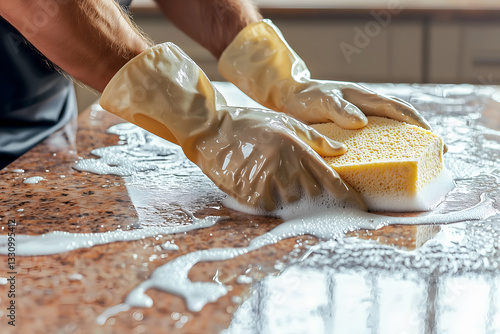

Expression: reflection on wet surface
xmin=227 ymin=263 xmax=500 ymax=333
xmin=227 ymin=220 xmax=500 ymax=333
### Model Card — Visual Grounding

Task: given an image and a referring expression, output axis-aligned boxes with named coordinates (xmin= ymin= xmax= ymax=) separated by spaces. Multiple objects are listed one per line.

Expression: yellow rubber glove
xmin=100 ymin=43 xmax=365 ymax=212
xmin=218 ymin=19 xmax=432 ymax=131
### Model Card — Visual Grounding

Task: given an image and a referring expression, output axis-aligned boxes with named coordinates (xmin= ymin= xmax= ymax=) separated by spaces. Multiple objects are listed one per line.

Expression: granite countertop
xmin=0 ymin=83 xmax=499 ymax=333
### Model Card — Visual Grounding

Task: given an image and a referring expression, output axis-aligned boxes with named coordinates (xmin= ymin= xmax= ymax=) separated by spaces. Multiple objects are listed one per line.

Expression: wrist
xmin=95 ymin=38 xmax=151 ymax=93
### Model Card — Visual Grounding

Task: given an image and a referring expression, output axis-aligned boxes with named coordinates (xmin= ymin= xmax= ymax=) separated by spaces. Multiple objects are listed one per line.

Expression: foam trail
xmin=0 ymin=214 xmax=222 ymax=256
xmin=97 ymin=194 xmax=496 ymax=323
xmin=23 ymin=176 xmax=45 ymax=184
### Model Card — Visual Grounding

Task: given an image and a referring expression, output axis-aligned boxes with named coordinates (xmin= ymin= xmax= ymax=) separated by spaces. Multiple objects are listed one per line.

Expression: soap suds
xmin=231 ymin=296 xmax=242 ymax=304
xmin=161 ymin=240 xmax=179 ymax=251
xmin=68 ymin=273 xmax=83 ymax=281
xmin=236 ymin=275 xmax=253 ymax=284
xmin=97 ymin=304 xmax=131 ymax=325
xmin=222 ymin=168 xmax=453 ymax=217
xmin=23 ymin=176 xmax=44 ymax=184
xmin=360 ymin=168 xmax=455 ymax=212
xmin=0 ymin=214 xmax=221 ymax=256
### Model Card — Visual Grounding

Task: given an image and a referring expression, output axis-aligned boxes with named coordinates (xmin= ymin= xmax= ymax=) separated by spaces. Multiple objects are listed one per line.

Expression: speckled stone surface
xmin=0 ymin=105 xmax=318 ymax=334
xmin=0 ymin=85 xmax=496 ymax=333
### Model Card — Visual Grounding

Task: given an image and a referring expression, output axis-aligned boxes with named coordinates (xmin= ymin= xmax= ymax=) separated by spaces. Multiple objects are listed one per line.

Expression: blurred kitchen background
xmin=75 ymin=0 xmax=500 ymax=111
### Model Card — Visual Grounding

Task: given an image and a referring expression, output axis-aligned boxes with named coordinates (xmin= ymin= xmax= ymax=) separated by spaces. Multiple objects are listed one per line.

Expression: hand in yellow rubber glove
xmin=100 ymin=43 xmax=365 ymax=212
xmin=218 ymin=19 xmax=432 ymax=131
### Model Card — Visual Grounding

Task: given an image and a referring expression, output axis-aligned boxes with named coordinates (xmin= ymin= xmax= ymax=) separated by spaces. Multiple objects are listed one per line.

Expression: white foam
xmin=236 ymin=275 xmax=253 ymax=284
xmin=23 ymin=176 xmax=44 ymax=184
xmin=68 ymin=273 xmax=83 ymax=281
xmin=363 ymin=167 xmax=456 ymax=212
xmin=223 ymin=187 xmax=355 ymax=220
xmin=0 ymin=277 xmax=7 ymax=285
xmin=231 ymin=296 xmax=242 ymax=304
xmin=73 ymin=158 xmax=156 ymax=177
xmin=161 ymin=240 xmax=179 ymax=251
xmin=11 ymin=169 xmax=24 ymax=173
xmin=96 ymin=303 xmax=130 ymax=325
xmin=224 ymin=167 xmax=455 ymax=214
xmin=0 ymin=215 xmax=221 ymax=256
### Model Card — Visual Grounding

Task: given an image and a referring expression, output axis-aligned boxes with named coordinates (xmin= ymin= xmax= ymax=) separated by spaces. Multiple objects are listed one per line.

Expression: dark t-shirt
xmin=0 ymin=0 xmax=132 ymax=168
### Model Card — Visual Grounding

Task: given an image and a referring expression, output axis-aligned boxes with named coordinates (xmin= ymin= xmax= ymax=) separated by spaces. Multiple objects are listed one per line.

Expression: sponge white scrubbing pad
xmin=312 ymin=116 xmax=454 ymax=212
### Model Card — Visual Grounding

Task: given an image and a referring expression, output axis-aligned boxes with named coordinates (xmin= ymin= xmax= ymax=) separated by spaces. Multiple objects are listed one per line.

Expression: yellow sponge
xmin=311 ymin=116 xmax=454 ymax=212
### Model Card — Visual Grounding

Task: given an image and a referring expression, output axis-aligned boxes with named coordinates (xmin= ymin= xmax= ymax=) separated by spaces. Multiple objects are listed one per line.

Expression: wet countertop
xmin=1 ymin=83 xmax=500 ymax=333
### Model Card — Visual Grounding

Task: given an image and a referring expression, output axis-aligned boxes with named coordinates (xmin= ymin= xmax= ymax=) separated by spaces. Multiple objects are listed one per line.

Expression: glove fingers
xmin=271 ymin=151 xmax=341 ymax=209
xmin=272 ymin=166 xmax=302 ymax=207
xmin=341 ymin=85 xmax=432 ymax=130
xmin=319 ymin=95 xmax=368 ymax=130
xmin=286 ymin=118 xmax=346 ymax=157
xmin=390 ymin=97 xmax=432 ymax=130
xmin=300 ymin=155 xmax=367 ymax=211
xmin=225 ymin=153 xmax=279 ymax=212
xmin=264 ymin=147 xmax=326 ymax=210
xmin=341 ymin=86 xmax=449 ymax=153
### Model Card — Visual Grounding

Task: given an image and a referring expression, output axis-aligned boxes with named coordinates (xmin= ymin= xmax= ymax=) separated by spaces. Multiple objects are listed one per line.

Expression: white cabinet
xmin=428 ymin=22 xmax=461 ymax=83
xmin=461 ymin=23 xmax=500 ymax=84
xmin=389 ymin=22 xmax=423 ymax=83
xmin=272 ymin=18 xmax=392 ymax=82
xmin=429 ymin=21 xmax=500 ymax=84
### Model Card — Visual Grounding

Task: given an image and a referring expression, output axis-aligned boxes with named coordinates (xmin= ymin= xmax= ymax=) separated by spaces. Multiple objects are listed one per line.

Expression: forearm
xmin=0 ymin=0 xmax=151 ymax=92
xmin=154 ymin=0 xmax=261 ymax=58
